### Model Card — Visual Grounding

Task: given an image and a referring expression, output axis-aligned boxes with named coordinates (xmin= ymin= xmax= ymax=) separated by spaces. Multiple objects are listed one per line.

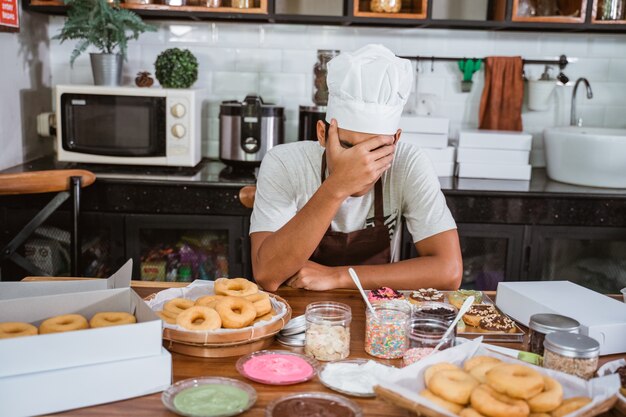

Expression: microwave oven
xmin=55 ymin=85 xmax=204 ymax=167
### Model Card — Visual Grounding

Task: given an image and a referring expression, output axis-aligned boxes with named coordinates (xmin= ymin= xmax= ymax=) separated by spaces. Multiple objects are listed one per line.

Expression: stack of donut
xmin=0 ymin=312 xmax=137 ymax=339
xmin=156 ymin=278 xmax=277 ymax=331
xmin=420 ymin=356 xmax=592 ymax=417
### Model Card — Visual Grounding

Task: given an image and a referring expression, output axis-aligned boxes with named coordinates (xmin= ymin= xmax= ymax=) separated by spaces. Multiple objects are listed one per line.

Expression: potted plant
xmin=53 ymin=0 xmax=156 ymax=86
xmin=154 ymin=48 xmax=199 ymax=89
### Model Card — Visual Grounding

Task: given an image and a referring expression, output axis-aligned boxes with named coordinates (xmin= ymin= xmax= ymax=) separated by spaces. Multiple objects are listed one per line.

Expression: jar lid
xmin=305 ymin=302 xmax=352 ymax=325
xmin=280 ymin=315 xmax=306 ymax=336
xmin=544 ymin=331 xmax=600 ymax=359
xmin=529 ymin=314 xmax=580 ymax=334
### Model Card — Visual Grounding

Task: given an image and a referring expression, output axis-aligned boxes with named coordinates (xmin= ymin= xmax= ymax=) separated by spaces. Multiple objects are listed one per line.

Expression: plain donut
xmin=429 ymin=369 xmax=479 ymax=405
xmin=39 ymin=314 xmax=89 ymax=334
xmin=424 ymin=362 xmax=461 ymax=386
xmin=214 ymin=278 xmax=258 ymax=297
xmin=176 ymin=306 xmax=222 ymax=331
xmin=527 ymin=376 xmax=563 ymax=413
xmin=0 ymin=322 xmax=38 ymax=339
xmin=90 ymin=312 xmax=136 ymax=328
xmin=164 ymin=298 xmax=194 ymax=315
xmin=471 ymin=384 xmax=530 ymax=417
xmin=215 ymin=296 xmax=256 ymax=329
xmin=486 ymin=364 xmax=544 ymax=399
xmin=420 ymin=389 xmax=463 ymax=414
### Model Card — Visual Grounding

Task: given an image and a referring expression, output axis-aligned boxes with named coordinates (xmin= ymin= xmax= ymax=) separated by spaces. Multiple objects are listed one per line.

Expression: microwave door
xmin=61 ymin=94 xmax=166 ymax=157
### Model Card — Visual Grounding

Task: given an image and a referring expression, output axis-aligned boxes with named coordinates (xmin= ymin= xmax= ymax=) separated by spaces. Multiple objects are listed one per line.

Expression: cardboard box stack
xmin=457 ymin=130 xmax=532 ymax=180
xmin=399 ymin=116 xmax=456 ymax=177
xmin=0 ymin=260 xmax=172 ymax=417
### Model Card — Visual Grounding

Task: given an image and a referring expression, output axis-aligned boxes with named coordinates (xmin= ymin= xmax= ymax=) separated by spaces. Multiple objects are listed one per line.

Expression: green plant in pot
xmin=53 ymin=0 xmax=156 ymax=86
xmin=155 ymin=48 xmax=199 ymax=88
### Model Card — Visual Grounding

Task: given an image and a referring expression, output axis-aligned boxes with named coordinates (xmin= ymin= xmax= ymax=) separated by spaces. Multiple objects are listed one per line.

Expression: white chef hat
xmin=325 ymin=44 xmax=413 ymax=135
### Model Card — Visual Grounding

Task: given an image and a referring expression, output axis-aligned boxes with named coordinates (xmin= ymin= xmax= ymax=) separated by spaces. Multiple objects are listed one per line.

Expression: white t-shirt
xmin=250 ymin=141 xmax=456 ymax=261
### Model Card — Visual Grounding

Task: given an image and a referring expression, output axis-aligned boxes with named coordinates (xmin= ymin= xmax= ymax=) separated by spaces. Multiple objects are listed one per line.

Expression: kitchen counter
xmin=1 ymin=156 xmax=625 ymax=226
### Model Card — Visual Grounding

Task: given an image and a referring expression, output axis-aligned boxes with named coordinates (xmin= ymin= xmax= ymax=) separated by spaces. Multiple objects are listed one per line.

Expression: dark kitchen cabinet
xmin=401 ymin=223 xmax=525 ymax=291
xmin=525 ymin=225 xmax=626 ymax=293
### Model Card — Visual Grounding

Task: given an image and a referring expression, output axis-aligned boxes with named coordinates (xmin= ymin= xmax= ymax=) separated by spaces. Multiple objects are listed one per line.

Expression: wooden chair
xmin=0 ymin=170 xmax=96 ymax=278
xmin=239 ymin=185 xmax=256 ymax=209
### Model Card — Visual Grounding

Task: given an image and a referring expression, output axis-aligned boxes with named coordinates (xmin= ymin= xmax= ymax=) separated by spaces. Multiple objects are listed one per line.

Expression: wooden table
xmin=44 ymin=285 xmax=624 ymax=417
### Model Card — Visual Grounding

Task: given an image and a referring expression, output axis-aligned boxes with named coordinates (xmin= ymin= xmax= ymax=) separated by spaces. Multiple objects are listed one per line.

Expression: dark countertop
xmin=2 ymin=156 xmax=625 ymax=226
xmin=3 ymin=156 xmax=626 ymax=198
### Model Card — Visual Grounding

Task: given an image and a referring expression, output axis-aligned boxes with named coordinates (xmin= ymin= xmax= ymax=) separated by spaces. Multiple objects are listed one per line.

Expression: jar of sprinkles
xmin=528 ymin=313 xmax=580 ymax=356
xmin=365 ymin=300 xmax=411 ymax=359
xmin=543 ymin=331 xmax=599 ymax=380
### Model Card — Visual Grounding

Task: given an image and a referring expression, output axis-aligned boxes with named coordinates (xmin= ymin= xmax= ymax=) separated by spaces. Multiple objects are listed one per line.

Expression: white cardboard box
xmin=457 ymin=163 xmax=532 ymax=180
xmin=456 ymin=178 xmax=531 ymax=192
xmin=0 ymin=347 xmax=172 ymax=417
xmin=459 ymin=130 xmax=532 ymax=150
xmin=496 ymin=281 xmax=626 ymax=355
xmin=432 ymin=162 xmax=456 ymax=177
xmin=399 ymin=116 xmax=449 ymax=134
xmin=456 ymin=147 xmax=530 ymax=165
xmin=402 ymin=132 xmax=449 ymax=149
xmin=422 ymin=146 xmax=456 ymax=163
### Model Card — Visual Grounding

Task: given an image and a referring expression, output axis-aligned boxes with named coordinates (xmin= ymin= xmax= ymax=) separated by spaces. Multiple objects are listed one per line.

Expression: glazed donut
xmin=550 ymin=397 xmax=591 ymax=417
xmin=252 ymin=308 xmax=276 ymax=324
xmin=195 ymin=295 xmax=225 ymax=309
xmin=39 ymin=314 xmax=89 ymax=334
xmin=469 ymin=361 xmax=502 ymax=384
xmin=463 ymin=355 xmax=501 ymax=372
xmin=156 ymin=311 xmax=177 ymax=325
xmin=90 ymin=312 xmax=136 ymax=328
xmin=0 ymin=322 xmax=38 ymax=339
xmin=215 ymin=296 xmax=256 ymax=329
xmin=176 ymin=306 xmax=222 ymax=331
xmin=419 ymin=389 xmax=463 ymax=414
xmin=486 ymin=364 xmax=544 ymax=399
xmin=214 ymin=278 xmax=258 ymax=297
xmin=460 ymin=408 xmax=486 ymax=417
xmin=470 ymin=384 xmax=530 ymax=417
xmin=424 ymin=362 xmax=461 ymax=386
xmin=244 ymin=292 xmax=272 ymax=317
xmin=429 ymin=369 xmax=479 ymax=405
xmin=527 ymin=376 xmax=563 ymax=413
xmin=164 ymin=298 xmax=194 ymax=315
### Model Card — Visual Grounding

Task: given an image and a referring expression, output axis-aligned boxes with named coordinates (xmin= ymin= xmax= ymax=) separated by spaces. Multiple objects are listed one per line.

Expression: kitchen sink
xmin=543 ymin=127 xmax=626 ymax=189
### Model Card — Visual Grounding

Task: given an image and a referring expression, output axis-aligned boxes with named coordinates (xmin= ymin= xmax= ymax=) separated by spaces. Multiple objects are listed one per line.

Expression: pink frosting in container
xmin=236 ymin=350 xmax=318 ymax=385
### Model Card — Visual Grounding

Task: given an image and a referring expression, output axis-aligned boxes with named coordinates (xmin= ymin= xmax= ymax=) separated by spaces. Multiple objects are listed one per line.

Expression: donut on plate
xmin=486 ymin=364 xmax=544 ymax=399
xmin=470 ymin=384 xmax=529 ymax=417
xmin=215 ymin=296 xmax=256 ymax=329
xmin=214 ymin=278 xmax=258 ymax=297
xmin=428 ymin=369 xmax=479 ymax=405
xmin=176 ymin=306 xmax=222 ymax=331
xmin=164 ymin=298 xmax=194 ymax=315
xmin=244 ymin=292 xmax=272 ymax=317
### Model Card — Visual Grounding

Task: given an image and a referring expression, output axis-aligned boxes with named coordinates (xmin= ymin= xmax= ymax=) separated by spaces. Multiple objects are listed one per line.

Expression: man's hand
xmin=285 ymin=260 xmax=346 ymax=291
xmin=324 ymin=119 xmax=395 ymax=198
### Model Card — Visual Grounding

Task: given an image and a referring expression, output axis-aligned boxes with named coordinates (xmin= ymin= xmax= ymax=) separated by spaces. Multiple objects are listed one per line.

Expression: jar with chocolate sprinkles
xmin=528 ymin=313 xmax=580 ymax=356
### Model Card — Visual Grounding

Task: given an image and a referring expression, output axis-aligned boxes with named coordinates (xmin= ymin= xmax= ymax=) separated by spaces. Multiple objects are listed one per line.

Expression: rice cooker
xmin=219 ymin=94 xmax=285 ymax=168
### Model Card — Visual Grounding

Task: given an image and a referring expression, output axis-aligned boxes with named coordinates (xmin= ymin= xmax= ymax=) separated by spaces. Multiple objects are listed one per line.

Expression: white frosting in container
xmin=319 ymin=360 xmax=394 ymax=395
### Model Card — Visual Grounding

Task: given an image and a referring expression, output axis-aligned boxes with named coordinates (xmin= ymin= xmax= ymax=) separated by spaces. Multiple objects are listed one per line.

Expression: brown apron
xmin=309 ymin=152 xmax=391 ymax=267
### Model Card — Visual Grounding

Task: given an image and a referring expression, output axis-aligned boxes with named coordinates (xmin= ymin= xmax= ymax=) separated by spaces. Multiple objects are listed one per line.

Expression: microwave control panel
xmin=166 ymin=96 xmax=192 ymax=159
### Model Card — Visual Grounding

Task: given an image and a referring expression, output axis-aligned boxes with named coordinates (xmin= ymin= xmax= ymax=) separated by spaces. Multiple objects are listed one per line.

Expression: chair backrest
xmin=0 ymin=170 xmax=96 ymax=196
xmin=239 ymin=185 xmax=256 ymax=209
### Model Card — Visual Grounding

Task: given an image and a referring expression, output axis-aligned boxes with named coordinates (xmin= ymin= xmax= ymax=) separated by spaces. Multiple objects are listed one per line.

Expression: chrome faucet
xmin=570 ymin=78 xmax=593 ymax=127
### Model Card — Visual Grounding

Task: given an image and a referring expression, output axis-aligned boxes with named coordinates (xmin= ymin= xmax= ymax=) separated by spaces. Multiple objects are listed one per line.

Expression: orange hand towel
xmin=478 ymin=56 xmax=524 ymax=131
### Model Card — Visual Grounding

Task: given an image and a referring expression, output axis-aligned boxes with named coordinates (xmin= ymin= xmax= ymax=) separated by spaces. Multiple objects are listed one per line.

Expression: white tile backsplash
xmin=46 ymin=19 xmax=626 ymax=165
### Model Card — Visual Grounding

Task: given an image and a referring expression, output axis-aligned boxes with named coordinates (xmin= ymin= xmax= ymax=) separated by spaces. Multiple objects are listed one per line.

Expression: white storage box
xmin=456 ymin=178 xmax=531 ymax=192
xmin=457 ymin=163 xmax=532 ymax=180
xmin=402 ymin=132 xmax=449 ymax=149
xmin=457 ymin=147 xmax=530 ymax=165
xmin=0 ymin=347 xmax=172 ymax=417
xmin=399 ymin=116 xmax=449 ymax=134
xmin=432 ymin=162 xmax=455 ymax=177
xmin=459 ymin=130 xmax=532 ymax=150
xmin=422 ymin=146 xmax=456 ymax=163
xmin=496 ymin=281 xmax=626 ymax=355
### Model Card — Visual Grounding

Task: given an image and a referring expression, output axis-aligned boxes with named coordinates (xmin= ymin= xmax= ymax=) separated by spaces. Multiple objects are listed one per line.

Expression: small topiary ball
xmin=154 ymin=48 xmax=198 ymax=89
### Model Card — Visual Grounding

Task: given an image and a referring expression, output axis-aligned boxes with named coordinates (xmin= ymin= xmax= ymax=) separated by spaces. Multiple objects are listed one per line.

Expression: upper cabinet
xmin=25 ymin=0 xmax=626 ymax=31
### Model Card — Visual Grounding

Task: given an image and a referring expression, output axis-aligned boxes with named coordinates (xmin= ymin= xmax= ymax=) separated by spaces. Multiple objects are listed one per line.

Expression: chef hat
xmin=325 ymin=44 xmax=413 ymax=135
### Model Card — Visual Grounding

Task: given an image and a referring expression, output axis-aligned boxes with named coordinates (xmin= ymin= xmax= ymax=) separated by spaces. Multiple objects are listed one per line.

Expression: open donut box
xmin=374 ymin=338 xmax=621 ymax=417
xmin=0 ymin=260 xmax=172 ymax=416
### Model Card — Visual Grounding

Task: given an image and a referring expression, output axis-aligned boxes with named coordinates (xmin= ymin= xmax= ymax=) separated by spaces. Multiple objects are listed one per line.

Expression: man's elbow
xmin=441 ymin=258 xmax=463 ymax=290
xmin=253 ymin=268 xmax=280 ymax=292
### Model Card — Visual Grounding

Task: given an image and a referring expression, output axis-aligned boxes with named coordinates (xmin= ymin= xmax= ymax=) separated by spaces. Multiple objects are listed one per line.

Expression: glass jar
xmin=365 ymin=300 xmax=411 ymax=359
xmin=370 ymin=0 xmax=401 ymax=13
xmin=597 ymin=0 xmax=625 ymax=20
xmin=206 ymin=0 xmax=221 ymax=7
xmin=312 ymin=50 xmax=340 ymax=106
xmin=403 ymin=318 xmax=454 ymax=367
xmin=304 ymin=302 xmax=351 ymax=361
xmin=231 ymin=0 xmax=250 ymax=8
xmin=543 ymin=332 xmax=600 ymax=380
xmin=528 ymin=313 xmax=580 ymax=356
xmin=413 ymin=301 xmax=458 ymax=339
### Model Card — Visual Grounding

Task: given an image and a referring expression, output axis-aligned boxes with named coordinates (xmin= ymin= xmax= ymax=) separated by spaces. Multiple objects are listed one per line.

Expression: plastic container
xmin=412 ymin=301 xmax=458 ymax=339
xmin=266 ymin=392 xmax=362 ymax=417
xmin=365 ymin=300 xmax=411 ymax=359
xmin=231 ymin=0 xmax=251 ymax=8
xmin=206 ymin=0 xmax=221 ymax=6
xmin=528 ymin=313 xmax=580 ymax=356
xmin=370 ymin=0 xmax=401 ymax=13
xmin=236 ymin=350 xmax=318 ymax=385
xmin=403 ymin=317 xmax=454 ymax=366
xmin=304 ymin=301 xmax=351 ymax=361
xmin=543 ymin=332 xmax=600 ymax=380
xmin=162 ymin=377 xmax=257 ymax=417
xmin=312 ymin=50 xmax=340 ymax=106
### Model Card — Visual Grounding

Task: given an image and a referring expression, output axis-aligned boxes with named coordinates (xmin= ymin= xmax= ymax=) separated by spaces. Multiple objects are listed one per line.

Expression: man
xmin=250 ymin=44 xmax=462 ymax=292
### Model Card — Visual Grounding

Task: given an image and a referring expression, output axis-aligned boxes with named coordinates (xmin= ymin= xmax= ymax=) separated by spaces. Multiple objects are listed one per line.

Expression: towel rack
xmin=399 ymin=54 xmax=569 ymax=70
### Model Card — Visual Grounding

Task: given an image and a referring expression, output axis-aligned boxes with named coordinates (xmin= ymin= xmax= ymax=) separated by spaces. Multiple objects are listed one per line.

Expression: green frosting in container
xmin=173 ymin=384 xmax=249 ymax=416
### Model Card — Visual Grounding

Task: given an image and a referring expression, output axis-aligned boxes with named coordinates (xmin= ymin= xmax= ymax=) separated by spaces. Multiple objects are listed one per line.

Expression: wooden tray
xmin=374 ymin=385 xmax=618 ymax=417
xmin=164 ymin=335 xmax=275 ymax=358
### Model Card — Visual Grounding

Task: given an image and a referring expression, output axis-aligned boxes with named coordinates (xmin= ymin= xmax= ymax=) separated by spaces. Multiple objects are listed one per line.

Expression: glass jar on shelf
xmin=231 ymin=0 xmax=251 ymax=8
xmin=597 ymin=0 xmax=625 ymax=20
xmin=304 ymin=301 xmax=351 ymax=361
xmin=403 ymin=317 xmax=454 ymax=367
xmin=312 ymin=50 xmax=340 ymax=106
xmin=370 ymin=0 xmax=401 ymax=13
xmin=206 ymin=0 xmax=221 ymax=7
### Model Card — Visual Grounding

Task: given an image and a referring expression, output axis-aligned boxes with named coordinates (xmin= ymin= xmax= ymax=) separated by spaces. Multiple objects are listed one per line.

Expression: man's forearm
xmin=253 ymin=179 xmax=346 ymax=290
